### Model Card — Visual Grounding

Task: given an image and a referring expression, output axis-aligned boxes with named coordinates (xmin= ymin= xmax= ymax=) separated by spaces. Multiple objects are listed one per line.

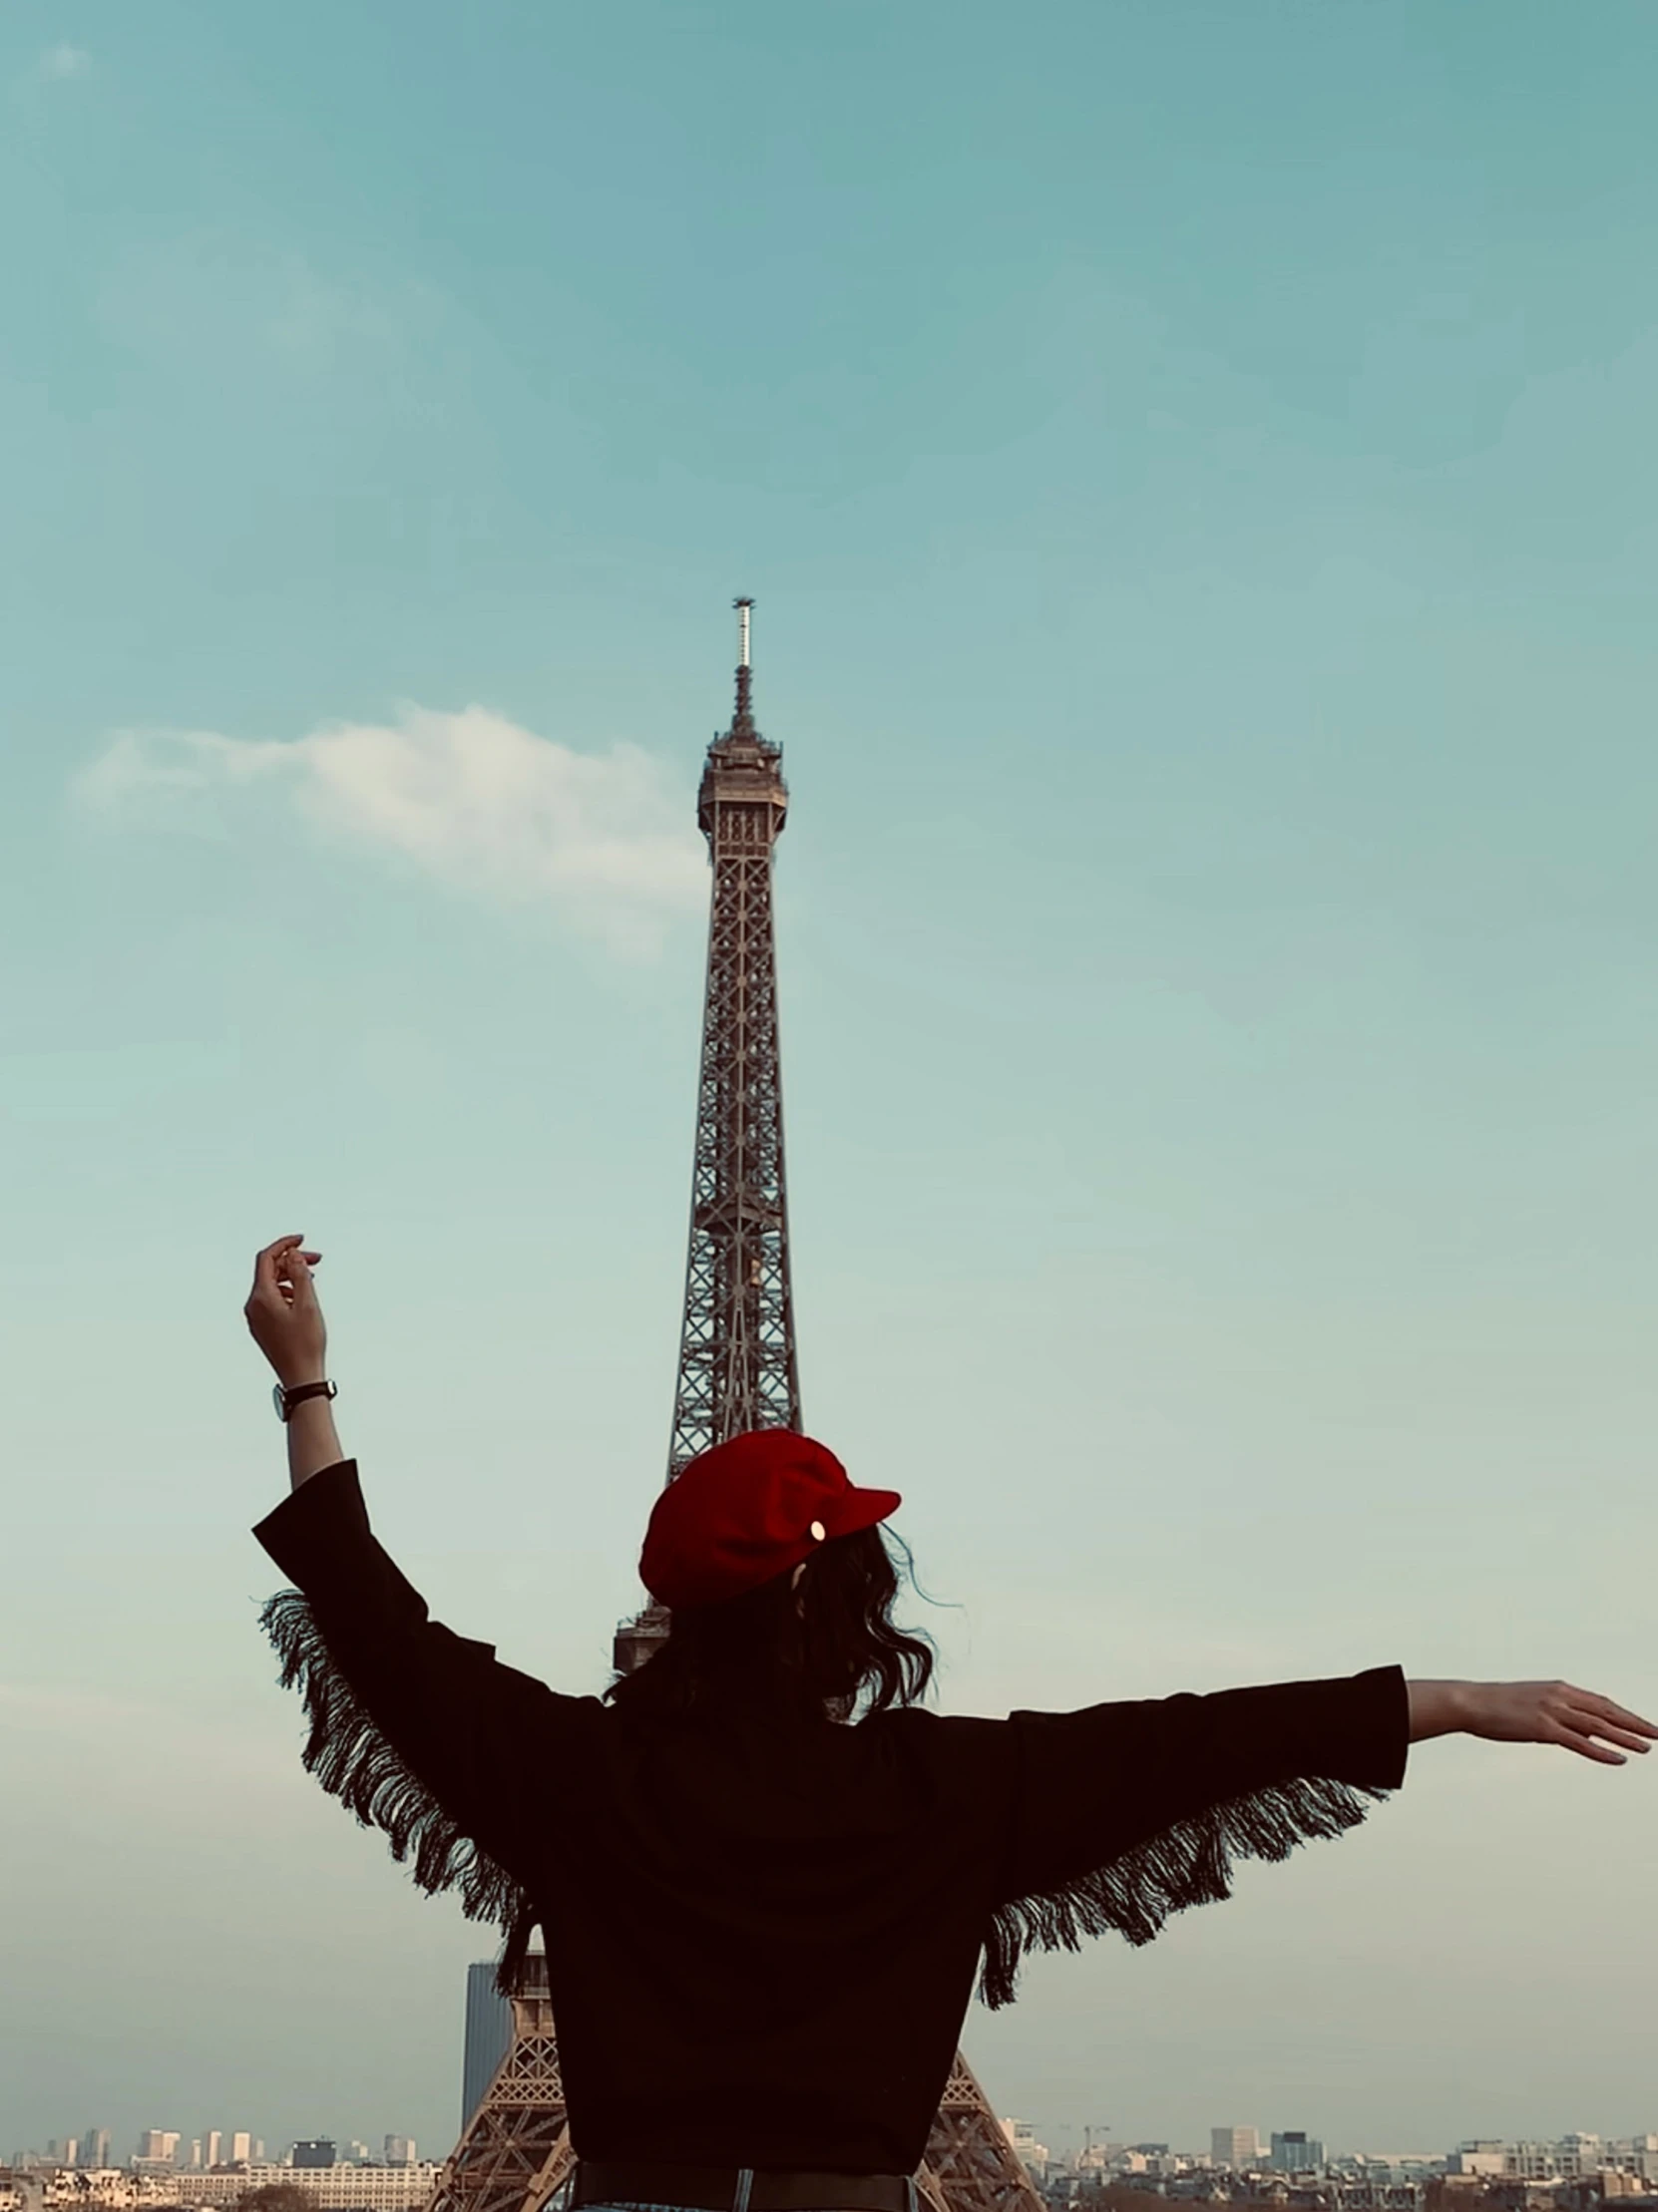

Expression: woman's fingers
xmin=248 ymin=1239 xmax=297 ymax=1311
xmin=1562 ymin=1708 xmax=1652 ymax=1755
xmin=1580 ymin=1692 xmax=1657 ymax=1738
xmin=1540 ymin=1683 xmax=1656 ymax=1762
xmin=1554 ymin=1729 xmax=1627 ymax=1766
xmin=250 ymin=1234 xmax=305 ymax=1295
xmin=247 ymin=1237 xmax=321 ymax=1313
xmin=245 ymin=1234 xmax=329 ymax=1382
xmin=1558 ymin=1698 xmax=1646 ymax=1751
xmin=1563 ymin=1721 xmax=1641 ymax=1757
xmin=1575 ymin=1716 xmax=1646 ymax=1751
xmin=1557 ymin=1687 xmax=1657 ymax=1750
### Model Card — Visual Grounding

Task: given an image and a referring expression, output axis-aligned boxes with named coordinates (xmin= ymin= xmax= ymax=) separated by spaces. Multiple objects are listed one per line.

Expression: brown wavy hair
xmin=605 ymin=1522 xmax=935 ymax=1722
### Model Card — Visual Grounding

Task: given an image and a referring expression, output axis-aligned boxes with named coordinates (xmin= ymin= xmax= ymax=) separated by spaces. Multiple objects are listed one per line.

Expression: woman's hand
xmin=244 ymin=1233 xmax=326 ymax=1386
xmin=1409 ymin=1678 xmax=1657 ymax=1764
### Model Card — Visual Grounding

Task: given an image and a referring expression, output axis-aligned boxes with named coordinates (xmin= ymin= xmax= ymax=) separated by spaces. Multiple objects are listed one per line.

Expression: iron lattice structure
xmin=917 ymin=2055 xmax=1047 ymax=2212
xmin=667 ymin=604 xmax=801 ymax=1473
xmin=430 ymin=607 xmax=1041 ymax=2212
xmin=426 ymin=1954 xmax=573 ymax=2212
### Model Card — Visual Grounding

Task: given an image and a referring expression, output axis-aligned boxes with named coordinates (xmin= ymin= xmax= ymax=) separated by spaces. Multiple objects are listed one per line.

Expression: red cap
xmin=639 ymin=1429 xmax=901 ymax=1610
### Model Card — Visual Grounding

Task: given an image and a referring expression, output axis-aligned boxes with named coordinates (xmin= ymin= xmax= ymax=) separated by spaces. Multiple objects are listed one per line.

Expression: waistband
xmin=570 ymin=2162 xmax=921 ymax=2212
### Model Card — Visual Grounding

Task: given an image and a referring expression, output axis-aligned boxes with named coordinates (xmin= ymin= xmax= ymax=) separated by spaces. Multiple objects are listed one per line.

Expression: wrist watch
xmin=274 ymin=1378 xmax=337 ymax=1423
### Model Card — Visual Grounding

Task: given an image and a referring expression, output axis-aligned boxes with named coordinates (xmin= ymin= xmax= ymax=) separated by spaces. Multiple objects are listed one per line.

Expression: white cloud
xmin=36 ymin=42 xmax=89 ymax=79
xmin=75 ymin=707 xmax=708 ymax=954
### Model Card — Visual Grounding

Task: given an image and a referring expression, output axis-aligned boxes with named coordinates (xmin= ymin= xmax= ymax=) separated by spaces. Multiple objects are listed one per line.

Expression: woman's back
xmin=256 ymin=1455 xmax=1406 ymax=2174
xmin=544 ymin=1697 xmax=1012 ymax=2169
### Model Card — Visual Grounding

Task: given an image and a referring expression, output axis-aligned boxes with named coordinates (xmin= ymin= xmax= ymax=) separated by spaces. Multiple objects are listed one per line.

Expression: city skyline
xmin=13 ymin=2121 xmax=1658 ymax=2182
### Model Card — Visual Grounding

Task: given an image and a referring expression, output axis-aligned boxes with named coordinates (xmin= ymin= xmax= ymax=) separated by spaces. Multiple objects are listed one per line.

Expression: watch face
xmin=272 ymin=1381 xmax=287 ymax=1421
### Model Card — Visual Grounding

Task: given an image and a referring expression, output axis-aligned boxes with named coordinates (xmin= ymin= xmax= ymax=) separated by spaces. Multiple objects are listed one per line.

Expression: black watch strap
xmin=275 ymin=1378 xmax=337 ymax=1422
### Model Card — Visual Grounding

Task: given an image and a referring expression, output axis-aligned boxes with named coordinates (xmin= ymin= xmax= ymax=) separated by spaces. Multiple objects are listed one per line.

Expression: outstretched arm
xmin=1408 ymin=1678 xmax=1655 ymax=1765
xmin=980 ymin=1660 xmax=1656 ymax=2008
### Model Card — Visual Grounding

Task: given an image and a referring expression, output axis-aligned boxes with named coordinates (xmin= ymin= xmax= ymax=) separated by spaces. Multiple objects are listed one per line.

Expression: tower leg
xmin=426 ymin=1958 xmax=574 ymax=2212
xmin=430 ymin=1976 xmax=1039 ymax=2212
xmin=918 ymin=2050 xmax=1046 ymax=2212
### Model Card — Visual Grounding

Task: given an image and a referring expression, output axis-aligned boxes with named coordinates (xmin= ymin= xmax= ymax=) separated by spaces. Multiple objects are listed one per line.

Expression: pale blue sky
xmin=4 ymin=0 xmax=1658 ymax=2168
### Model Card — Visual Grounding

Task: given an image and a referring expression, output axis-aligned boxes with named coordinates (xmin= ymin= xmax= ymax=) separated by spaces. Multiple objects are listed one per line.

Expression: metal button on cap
xmin=809 ymin=1520 xmax=826 ymax=1541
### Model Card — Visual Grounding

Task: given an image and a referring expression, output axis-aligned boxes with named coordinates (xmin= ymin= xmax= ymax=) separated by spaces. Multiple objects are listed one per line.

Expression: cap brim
xmin=823 ymin=1484 xmax=901 ymax=1540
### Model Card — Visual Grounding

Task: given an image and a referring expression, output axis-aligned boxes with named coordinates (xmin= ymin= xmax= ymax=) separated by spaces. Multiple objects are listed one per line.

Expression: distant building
xmin=1500 ymin=2136 xmax=1606 ymax=2182
xmin=1507 ymin=2142 xmax=1567 ymax=2182
xmin=1609 ymin=2138 xmax=1658 ymax=2184
xmin=1439 ymin=2138 xmax=1658 ymax=2188
xmin=229 ymin=2136 xmax=255 ymax=2165
xmin=1212 ymin=2130 xmax=1262 ymax=2171
xmin=135 ymin=2133 xmax=181 ymax=2171
xmin=1349 ymin=2153 xmax=1445 ymax=2182
xmin=382 ymin=2141 xmax=415 ymax=2169
xmin=463 ymin=1963 xmax=514 ymax=2127
xmin=999 ymin=2121 xmax=1048 ymax=2176
xmin=292 ymin=2143 xmax=337 ymax=2170
xmin=1271 ymin=2132 xmax=1324 ymax=2174
xmin=1556 ymin=2134 xmax=1603 ymax=2180
xmin=171 ymin=2163 xmax=442 ymax=2210
xmin=203 ymin=2137 xmax=222 ymax=2172
xmin=83 ymin=2129 xmax=112 ymax=2170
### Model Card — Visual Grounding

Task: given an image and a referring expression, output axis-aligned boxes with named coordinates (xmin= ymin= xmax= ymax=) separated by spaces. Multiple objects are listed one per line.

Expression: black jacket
xmin=255 ymin=1462 xmax=1408 ymax=2174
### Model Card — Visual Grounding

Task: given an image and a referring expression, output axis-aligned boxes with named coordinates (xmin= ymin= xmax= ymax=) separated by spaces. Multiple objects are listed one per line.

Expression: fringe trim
xmin=261 ymin=1590 xmax=539 ymax=1996
xmin=980 ymin=1774 xmax=1386 ymax=2010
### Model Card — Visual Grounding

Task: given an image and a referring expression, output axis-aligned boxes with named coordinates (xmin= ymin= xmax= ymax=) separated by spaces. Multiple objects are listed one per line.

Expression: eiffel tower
xmin=427 ymin=606 xmax=1042 ymax=2212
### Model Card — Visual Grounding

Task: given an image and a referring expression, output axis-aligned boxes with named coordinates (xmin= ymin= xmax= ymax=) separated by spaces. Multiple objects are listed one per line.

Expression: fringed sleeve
xmin=254 ymin=1461 xmax=588 ymax=1993
xmin=979 ymin=1664 xmax=1409 ymax=2009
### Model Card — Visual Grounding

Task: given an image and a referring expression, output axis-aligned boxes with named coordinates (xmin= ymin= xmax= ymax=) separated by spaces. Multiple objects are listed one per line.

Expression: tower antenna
xmin=731 ymin=596 xmax=756 ymax=727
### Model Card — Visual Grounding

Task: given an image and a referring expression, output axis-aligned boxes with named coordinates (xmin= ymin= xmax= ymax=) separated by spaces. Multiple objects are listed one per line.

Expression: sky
xmin=3 ymin=0 xmax=1658 ymax=2170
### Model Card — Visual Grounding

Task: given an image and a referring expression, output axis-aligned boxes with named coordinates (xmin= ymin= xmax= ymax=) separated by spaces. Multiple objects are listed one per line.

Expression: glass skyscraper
xmin=462 ymin=1963 xmax=514 ymax=2128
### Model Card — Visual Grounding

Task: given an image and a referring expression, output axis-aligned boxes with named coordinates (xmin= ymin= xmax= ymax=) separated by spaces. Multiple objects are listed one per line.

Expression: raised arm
xmin=241 ymin=1235 xmax=587 ymax=1984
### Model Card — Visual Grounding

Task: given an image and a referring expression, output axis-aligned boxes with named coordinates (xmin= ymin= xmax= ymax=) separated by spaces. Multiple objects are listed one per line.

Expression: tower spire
xmin=732 ymin=595 xmax=754 ymax=730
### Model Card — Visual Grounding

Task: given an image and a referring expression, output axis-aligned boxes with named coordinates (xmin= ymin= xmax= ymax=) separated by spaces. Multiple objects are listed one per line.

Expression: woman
xmin=246 ymin=1234 xmax=1651 ymax=2212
